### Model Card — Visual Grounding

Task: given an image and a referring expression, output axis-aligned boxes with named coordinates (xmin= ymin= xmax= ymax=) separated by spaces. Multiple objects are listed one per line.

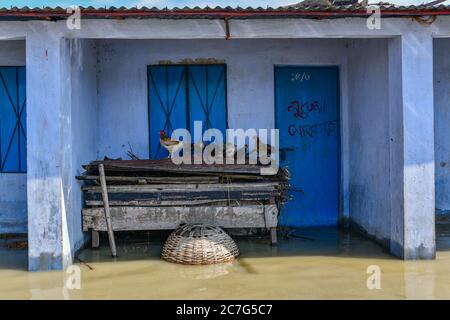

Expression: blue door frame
xmin=275 ymin=66 xmax=340 ymax=227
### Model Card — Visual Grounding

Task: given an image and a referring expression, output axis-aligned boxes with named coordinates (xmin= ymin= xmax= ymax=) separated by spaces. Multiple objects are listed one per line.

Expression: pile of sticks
xmin=76 ymin=159 xmax=290 ymax=255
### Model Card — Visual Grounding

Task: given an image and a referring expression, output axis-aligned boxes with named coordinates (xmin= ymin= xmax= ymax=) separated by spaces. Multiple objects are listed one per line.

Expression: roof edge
xmin=1 ymin=6 xmax=450 ymax=20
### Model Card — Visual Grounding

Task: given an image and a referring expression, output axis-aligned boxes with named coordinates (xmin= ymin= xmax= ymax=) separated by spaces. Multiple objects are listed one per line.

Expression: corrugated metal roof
xmin=0 ymin=3 xmax=450 ymax=20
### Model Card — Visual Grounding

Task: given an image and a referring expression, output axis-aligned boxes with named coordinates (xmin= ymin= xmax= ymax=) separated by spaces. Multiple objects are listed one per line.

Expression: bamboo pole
xmin=99 ymin=164 xmax=117 ymax=257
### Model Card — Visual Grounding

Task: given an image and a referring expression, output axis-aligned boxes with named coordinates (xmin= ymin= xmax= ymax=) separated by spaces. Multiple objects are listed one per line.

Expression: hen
xmin=159 ymin=130 xmax=183 ymax=158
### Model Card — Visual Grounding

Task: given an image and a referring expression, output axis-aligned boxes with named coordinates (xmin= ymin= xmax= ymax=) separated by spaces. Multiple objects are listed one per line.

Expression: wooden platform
xmin=83 ymin=205 xmax=278 ymax=231
xmin=78 ymin=160 xmax=289 ymax=250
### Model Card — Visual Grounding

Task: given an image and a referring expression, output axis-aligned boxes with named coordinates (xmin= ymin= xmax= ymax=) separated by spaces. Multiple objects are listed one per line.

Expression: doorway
xmin=275 ymin=66 xmax=340 ymax=227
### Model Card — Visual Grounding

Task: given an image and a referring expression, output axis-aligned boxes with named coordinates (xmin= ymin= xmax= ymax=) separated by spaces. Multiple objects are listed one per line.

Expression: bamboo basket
xmin=161 ymin=224 xmax=239 ymax=265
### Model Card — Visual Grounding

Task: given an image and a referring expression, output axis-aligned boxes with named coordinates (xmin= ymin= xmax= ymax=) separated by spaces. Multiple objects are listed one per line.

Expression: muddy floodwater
xmin=1 ymin=225 xmax=450 ymax=299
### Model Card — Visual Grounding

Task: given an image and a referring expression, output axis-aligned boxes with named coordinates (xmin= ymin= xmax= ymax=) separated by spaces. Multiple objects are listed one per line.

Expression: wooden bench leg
xmin=270 ymin=227 xmax=277 ymax=246
xmin=92 ymin=230 xmax=100 ymax=249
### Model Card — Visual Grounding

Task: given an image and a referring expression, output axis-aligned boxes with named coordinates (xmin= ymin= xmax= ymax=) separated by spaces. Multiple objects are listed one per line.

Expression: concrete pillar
xmin=26 ymin=32 xmax=73 ymax=271
xmin=388 ymin=32 xmax=435 ymax=259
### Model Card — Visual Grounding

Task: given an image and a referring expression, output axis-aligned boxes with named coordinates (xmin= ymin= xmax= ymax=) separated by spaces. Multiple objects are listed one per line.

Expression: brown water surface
xmin=1 ymin=225 xmax=450 ymax=299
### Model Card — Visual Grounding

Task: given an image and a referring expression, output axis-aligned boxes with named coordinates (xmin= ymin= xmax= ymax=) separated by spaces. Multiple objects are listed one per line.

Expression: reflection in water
xmin=403 ymin=262 xmax=436 ymax=300
xmin=1 ymin=225 xmax=450 ymax=299
xmin=171 ymin=262 xmax=233 ymax=280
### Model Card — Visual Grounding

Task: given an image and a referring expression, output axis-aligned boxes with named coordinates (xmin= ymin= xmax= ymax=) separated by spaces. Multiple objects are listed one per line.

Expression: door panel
xmin=188 ymin=65 xmax=227 ymax=143
xmin=275 ymin=66 xmax=339 ymax=226
xmin=0 ymin=66 xmax=26 ymax=173
xmin=148 ymin=65 xmax=187 ymax=159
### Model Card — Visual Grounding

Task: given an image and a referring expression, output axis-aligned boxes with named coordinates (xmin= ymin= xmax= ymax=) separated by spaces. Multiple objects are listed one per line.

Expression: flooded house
xmin=1 ymin=2 xmax=450 ymax=272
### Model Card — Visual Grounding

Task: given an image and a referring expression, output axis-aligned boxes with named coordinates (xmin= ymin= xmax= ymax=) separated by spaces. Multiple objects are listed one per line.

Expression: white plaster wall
xmin=68 ymin=39 xmax=99 ymax=253
xmin=347 ymin=39 xmax=391 ymax=243
xmin=434 ymin=38 xmax=450 ymax=214
xmin=96 ymin=39 xmax=349 ymax=159
xmin=0 ymin=40 xmax=26 ymax=234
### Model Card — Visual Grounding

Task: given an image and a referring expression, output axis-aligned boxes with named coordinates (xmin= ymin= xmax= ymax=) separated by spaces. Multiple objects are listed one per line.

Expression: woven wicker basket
xmin=161 ymin=224 xmax=239 ymax=265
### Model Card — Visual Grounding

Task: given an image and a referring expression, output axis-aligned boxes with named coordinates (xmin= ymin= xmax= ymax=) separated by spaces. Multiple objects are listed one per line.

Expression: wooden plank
xmin=83 ymin=159 xmax=277 ymax=176
xmin=270 ymin=227 xmax=278 ymax=245
xmin=85 ymin=199 xmax=267 ymax=207
xmin=76 ymin=175 xmax=220 ymax=184
xmin=99 ymin=164 xmax=117 ymax=257
xmin=84 ymin=190 xmax=279 ymax=202
xmin=91 ymin=230 xmax=100 ymax=248
xmin=83 ymin=205 xmax=278 ymax=231
xmin=82 ymin=182 xmax=279 ymax=192
xmin=264 ymin=204 xmax=278 ymax=228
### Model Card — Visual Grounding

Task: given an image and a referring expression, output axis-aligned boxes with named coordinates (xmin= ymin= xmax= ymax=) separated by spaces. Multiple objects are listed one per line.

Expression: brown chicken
xmin=159 ymin=130 xmax=183 ymax=158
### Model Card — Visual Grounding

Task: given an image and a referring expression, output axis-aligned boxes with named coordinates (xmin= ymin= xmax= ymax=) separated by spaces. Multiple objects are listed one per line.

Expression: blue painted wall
xmin=96 ymin=39 xmax=349 ymax=160
xmin=347 ymin=39 xmax=391 ymax=240
xmin=434 ymin=39 xmax=450 ymax=216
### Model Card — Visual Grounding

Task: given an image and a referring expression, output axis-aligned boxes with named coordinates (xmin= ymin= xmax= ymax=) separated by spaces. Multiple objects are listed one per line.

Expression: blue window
xmin=148 ymin=64 xmax=227 ymax=159
xmin=0 ymin=66 xmax=26 ymax=173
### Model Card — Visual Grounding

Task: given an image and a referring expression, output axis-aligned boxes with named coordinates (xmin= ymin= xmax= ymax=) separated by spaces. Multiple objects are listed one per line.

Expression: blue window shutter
xmin=188 ymin=65 xmax=227 ymax=143
xmin=148 ymin=65 xmax=187 ymax=159
xmin=0 ymin=66 xmax=26 ymax=173
xmin=148 ymin=64 xmax=227 ymax=159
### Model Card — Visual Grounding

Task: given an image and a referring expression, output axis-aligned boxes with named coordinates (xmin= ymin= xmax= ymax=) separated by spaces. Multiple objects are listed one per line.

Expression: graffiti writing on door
xmin=288 ymin=100 xmax=325 ymax=119
xmin=288 ymin=121 xmax=337 ymax=138
xmin=287 ymin=99 xmax=337 ymax=138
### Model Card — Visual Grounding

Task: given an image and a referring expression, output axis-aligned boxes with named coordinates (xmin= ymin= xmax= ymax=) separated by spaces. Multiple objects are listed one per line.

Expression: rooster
xmin=159 ymin=130 xmax=183 ymax=158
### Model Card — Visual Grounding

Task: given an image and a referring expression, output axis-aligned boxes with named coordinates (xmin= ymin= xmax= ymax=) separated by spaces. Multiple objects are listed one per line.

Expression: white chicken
xmin=159 ymin=130 xmax=183 ymax=158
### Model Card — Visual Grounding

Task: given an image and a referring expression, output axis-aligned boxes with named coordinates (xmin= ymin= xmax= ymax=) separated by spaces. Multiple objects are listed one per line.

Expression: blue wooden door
xmin=275 ymin=66 xmax=339 ymax=227
xmin=0 ymin=66 xmax=26 ymax=173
